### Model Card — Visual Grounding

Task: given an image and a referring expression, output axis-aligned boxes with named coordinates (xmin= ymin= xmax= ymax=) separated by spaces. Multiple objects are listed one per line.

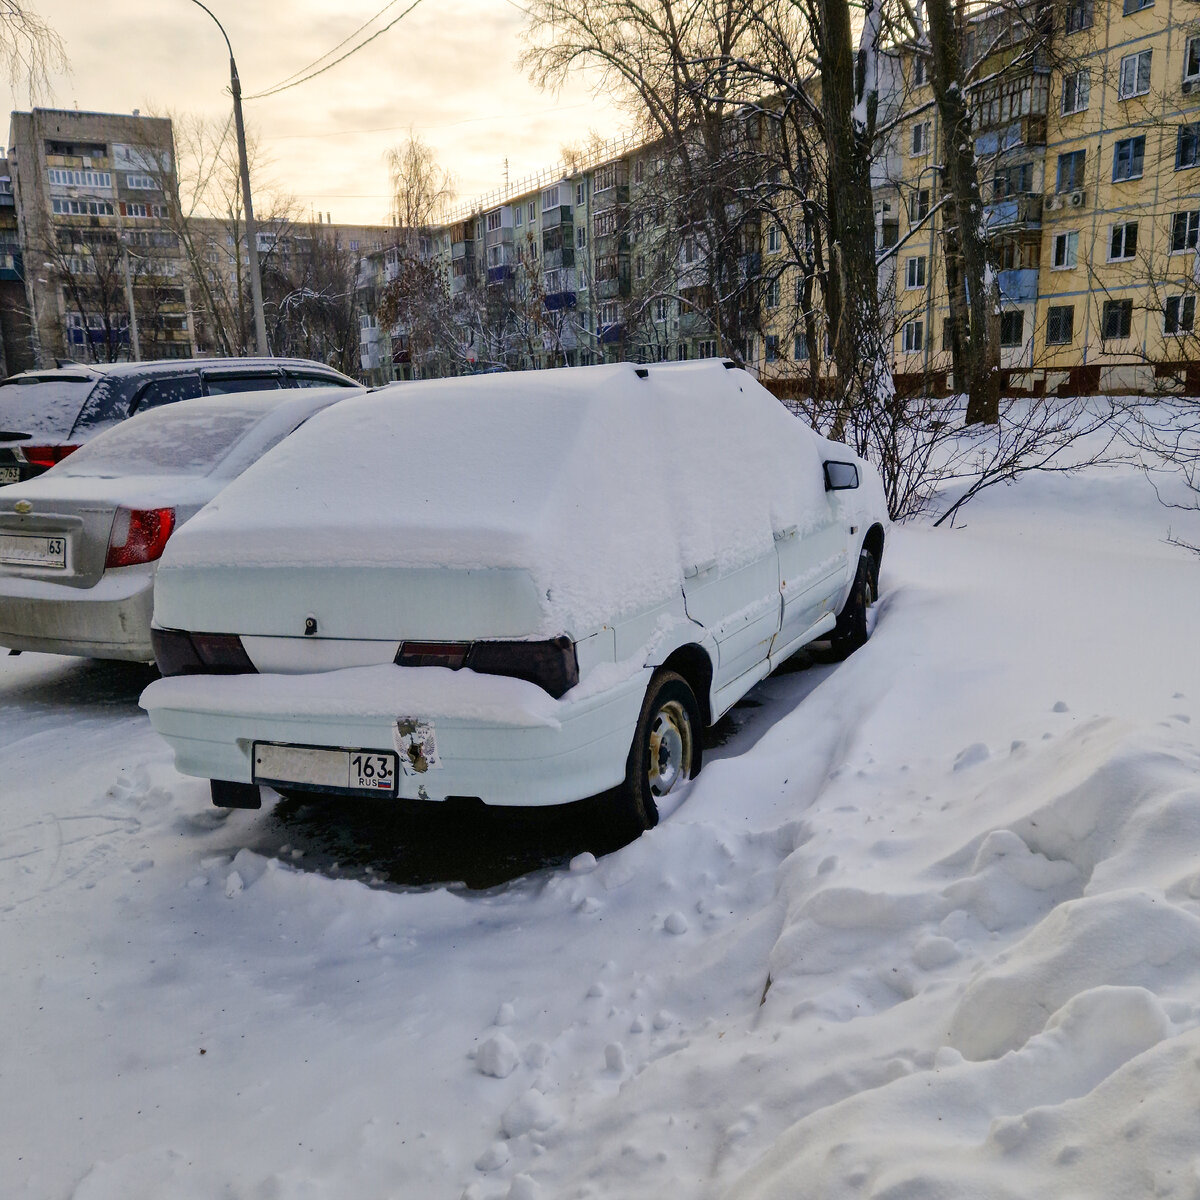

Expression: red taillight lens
xmin=105 ymin=507 xmax=176 ymax=569
xmin=396 ymin=641 xmax=470 ymax=669
xmin=151 ymin=628 xmax=257 ymax=677
xmin=394 ymin=635 xmax=579 ymax=698
xmin=21 ymin=444 xmax=80 ymax=469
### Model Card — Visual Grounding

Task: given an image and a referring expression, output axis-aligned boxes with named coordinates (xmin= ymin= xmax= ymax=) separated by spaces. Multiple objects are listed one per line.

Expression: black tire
xmin=612 ymin=670 xmax=701 ymax=837
xmin=828 ymin=548 xmax=878 ymax=661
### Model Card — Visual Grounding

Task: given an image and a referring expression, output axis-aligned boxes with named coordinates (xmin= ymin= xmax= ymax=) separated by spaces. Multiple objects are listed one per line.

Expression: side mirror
xmin=823 ymin=460 xmax=860 ymax=491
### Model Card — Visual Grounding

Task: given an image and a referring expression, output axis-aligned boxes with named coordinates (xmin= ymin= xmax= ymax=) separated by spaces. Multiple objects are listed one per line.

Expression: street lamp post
xmin=188 ymin=0 xmax=269 ymax=357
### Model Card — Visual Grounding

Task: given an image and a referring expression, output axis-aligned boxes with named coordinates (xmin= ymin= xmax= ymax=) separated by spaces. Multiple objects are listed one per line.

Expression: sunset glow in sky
xmin=6 ymin=0 xmax=626 ymax=225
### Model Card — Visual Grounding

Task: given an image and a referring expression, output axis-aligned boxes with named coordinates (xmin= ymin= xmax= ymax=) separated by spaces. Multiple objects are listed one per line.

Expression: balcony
xmin=974 ymin=114 xmax=1048 ymax=157
xmin=997 ymin=267 xmax=1038 ymax=303
xmin=487 ymin=264 xmax=514 ymax=286
xmin=982 ymin=193 xmax=1043 ymax=232
xmin=596 ymin=275 xmax=630 ymax=301
xmin=544 ymin=290 xmax=578 ymax=311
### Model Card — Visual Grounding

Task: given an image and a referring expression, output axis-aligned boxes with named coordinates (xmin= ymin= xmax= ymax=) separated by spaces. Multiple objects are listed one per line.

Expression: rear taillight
xmin=394 ymin=636 xmax=578 ymax=698
xmin=151 ymin=628 xmax=257 ymax=677
xmin=395 ymin=641 xmax=470 ymax=669
xmin=21 ymin=444 xmax=79 ymax=469
xmin=105 ymin=507 xmax=175 ymax=569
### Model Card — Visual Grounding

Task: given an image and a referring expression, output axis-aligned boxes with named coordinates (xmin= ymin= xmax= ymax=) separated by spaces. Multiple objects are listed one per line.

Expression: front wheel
xmin=827 ymin=548 xmax=878 ymax=661
xmin=612 ymin=670 xmax=701 ymax=837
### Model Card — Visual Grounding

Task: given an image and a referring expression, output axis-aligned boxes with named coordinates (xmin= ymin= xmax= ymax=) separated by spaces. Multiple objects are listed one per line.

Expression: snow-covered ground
xmin=3 ymin=447 xmax=1200 ymax=1200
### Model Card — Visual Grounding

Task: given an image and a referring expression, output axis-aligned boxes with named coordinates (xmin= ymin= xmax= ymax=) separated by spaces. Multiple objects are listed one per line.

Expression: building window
xmin=1109 ymin=221 xmax=1139 ymax=259
xmin=993 ymin=161 xmax=1033 ymax=199
xmin=765 ymin=278 xmax=781 ymax=307
xmin=1101 ymin=299 xmax=1134 ymax=339
xmin=1118 ymin=50 xmax=1152 ymax=100
xmin=1186 ymin=37 xmax=1200 ymax=82
xmin=599 ymin=302 xmax=619 ymax=326
xmin=910 ymin=122 xmax=931 ymax=156
xmin=901 ymin=319 xmax=924 ymax=352
xmin=1052 ymin=231 xmax=1079 ymax=268
xmin=1171 ymin=210 xmax=1200 ymax=251
xmin=124 ymin=173 xmax=159 ymax=190
xmin=1046 ymin=305 xmax=1075 ymax=345
xmin=905 ymin=256 xmax=927 ymax=289
xmin=999 ymin=310 xmax=1025 ymax=347
xmin=633 ymin=158 xmax=645 ymax=184
xmin=486 ymin=210 xmax=503 ymax=232
xmin=1056 ymin=149 xmax=1086 ymax=192
xmin=1123 ymin=0 xmax=1152 ymax=13
xmin=1165 ymin=294 xmax=1196 ymax=334
xmin=1176 ymin=124 xmax=1200 ymax=170
xmin=47 ymin=168 xmax=112 ymax=189
xmin=575 ymin=182 xmax=585 ymax=207
xmin=767 ymin=224 xmax=782 ymax=252
xmin=909 ymin=188 xmax=931 ymax=221
xmin=528 ymin=201 xmax=537 ymax=222
xmin=912 ymin=56 xmax=926 ymax=86
xmin=514 ymin=206 xmax=523 ymax=226
xmin=1065 ymin=0 xmax=1092 ymax=30
xmin=1061 ymin=70 xmax=1090 ymax=114
xmin=1112 ymin=136 xmax=1145 ymax=181
xmin=349 ymin=240 xmax=359 ymax=251
xmin=654 ymin=297 xmax=670 ymax=322
xmin=576 ymin=225 xmax=587 ymax=249
xmin=794 ymin=333 xmax=809 ymax=360
xmin=51 ymin=197 xmax=114 ymax=216
xmin=765 ymin=334 xmax=780 ymax=362
xmin=542 ymin=185 xmax=560 ymax=210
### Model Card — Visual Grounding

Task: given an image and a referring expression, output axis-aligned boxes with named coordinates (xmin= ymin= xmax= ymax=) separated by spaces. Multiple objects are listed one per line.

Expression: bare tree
xmin=2 ymin=3 xmax=67 ymax=100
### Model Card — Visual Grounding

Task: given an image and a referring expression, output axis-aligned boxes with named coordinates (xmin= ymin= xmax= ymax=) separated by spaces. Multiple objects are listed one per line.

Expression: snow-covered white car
xmin=140 ymin=360 xmax=887 ymax=833
xmin=0 ymin=386 xmax=362 ymax=662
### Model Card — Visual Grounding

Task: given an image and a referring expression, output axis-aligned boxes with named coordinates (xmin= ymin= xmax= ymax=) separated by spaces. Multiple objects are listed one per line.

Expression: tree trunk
xmin=816 ymin=0 xmax=894 ymax=444
xmin=925 ymin=0 xmax=1001 ymax=424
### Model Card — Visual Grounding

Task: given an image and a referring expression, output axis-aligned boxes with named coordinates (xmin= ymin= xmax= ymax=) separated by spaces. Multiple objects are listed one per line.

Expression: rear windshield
xmin=0 ymin=376 xmax=96 ymax=439
xmin=51 ymin=403 xmax=267 ymax=478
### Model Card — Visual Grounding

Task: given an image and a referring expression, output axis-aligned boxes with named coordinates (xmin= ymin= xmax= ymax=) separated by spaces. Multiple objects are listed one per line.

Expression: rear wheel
xmin=611 ymin=670 xmax=701 ymax=837
xmin=828 ymin=548 xmax=878 ymax=661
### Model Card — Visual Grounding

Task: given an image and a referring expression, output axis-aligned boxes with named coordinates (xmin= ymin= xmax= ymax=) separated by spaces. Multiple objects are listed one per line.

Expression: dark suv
xmin=0 ymin=357 xmax=360 ymax=485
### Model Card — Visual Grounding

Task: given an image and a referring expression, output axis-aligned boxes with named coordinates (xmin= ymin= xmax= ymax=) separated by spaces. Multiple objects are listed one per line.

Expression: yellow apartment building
xmin=883 ymin=0 xmax=1200 ymax=396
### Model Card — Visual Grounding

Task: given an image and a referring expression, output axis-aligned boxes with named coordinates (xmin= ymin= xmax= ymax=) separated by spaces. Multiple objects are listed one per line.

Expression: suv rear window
xmin=0 ymin=375 xmax=97 ymax=439
xmin=132 ymin=374 xmax=203 ymax=413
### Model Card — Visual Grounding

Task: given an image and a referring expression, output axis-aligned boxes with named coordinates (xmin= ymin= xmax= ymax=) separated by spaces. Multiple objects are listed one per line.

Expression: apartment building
xmin=884 ymin=0 xmax=1200 ymax=395
xmin=8 ymin=108 xmax=194 ymax=368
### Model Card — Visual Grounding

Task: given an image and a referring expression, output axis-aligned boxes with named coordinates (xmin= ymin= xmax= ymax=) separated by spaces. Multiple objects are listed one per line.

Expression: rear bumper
xmin=0 ymin=564 xmax=156 ymax=661
xmin=141 ymin=663 xmax=651 ymax=808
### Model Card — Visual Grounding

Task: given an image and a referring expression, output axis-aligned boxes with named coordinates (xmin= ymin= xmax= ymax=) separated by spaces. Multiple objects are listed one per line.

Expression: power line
xmin=261 ymin=0 xmax=412 ymax=94
xmin=269 ymin=101 xmax=595 ymax=140
xmin=245 ymin=0 xmax=428 ymax=100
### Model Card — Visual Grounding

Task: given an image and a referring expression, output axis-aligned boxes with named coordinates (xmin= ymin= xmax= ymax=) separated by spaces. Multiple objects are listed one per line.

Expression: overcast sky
xmin=5 ymin=0 xmax=627 ymax=226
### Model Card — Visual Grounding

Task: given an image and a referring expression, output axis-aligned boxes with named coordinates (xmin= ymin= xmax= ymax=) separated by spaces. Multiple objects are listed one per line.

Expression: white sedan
xmin=0 ymin=386 xmax=361 ymax=662
xmin=141 ymin=360 xmax=887 ymax=835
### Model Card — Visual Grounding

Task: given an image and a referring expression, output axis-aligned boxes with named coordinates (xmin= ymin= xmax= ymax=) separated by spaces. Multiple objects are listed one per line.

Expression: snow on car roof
xmin=162 ymin=361 xmax=835 ymax=635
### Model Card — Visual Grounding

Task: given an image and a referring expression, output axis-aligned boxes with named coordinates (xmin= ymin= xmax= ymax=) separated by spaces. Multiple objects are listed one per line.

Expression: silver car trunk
xmin=0 ymin=497 xmax=117 ymax=588
xmin=153 ymin=562 xmax=549 ymax=643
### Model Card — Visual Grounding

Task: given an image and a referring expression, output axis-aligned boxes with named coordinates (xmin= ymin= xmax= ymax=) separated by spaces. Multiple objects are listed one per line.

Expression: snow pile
xmin=2 ymin=408 xmax=1200 ymax=1199
xmin=159 ymin=361 xmax=859 ymax=634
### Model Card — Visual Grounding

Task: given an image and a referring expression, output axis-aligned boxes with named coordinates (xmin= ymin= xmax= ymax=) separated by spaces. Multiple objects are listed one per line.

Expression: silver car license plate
xmin=252 ymin=742 xmax=399 ymax=795
xmin=0 ymin=532 xmax=67 ymax=568
xmin=0 ymin=466 xmax=19 ymax=485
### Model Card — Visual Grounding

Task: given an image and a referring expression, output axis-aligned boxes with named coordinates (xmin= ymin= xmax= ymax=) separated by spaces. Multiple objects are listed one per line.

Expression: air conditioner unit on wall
xmin=1070 ymin=190 xmax=1087 ymax=208
xmin=1184 ymin=78 xmax=1198 ymax=94
xmin=1046 ymin=194 xmax=1065 ymax=211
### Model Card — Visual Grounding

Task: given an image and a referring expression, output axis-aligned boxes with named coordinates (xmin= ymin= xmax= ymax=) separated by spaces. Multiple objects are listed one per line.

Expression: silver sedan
xmin=0 ymin=386 xmax=361 ymax=662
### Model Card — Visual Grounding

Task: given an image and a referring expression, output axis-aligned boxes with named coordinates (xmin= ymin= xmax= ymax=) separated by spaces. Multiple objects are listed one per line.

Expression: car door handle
xmin=773 ymin=525 xmax=798 ymax=542
xmin=684 ymin=558 xmax=717 ymax=579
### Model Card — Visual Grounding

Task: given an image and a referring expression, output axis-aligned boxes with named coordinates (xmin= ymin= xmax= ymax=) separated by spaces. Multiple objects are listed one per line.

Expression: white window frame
xmin=1186 ymin=36 xmax=1200 ymax=82
xmin=1109 ymin=221 xmax=1139 ymax=261
xmin=901 ymin=319 xmax=924 ymax=352
xmin=905 ymin=256 xmax=927 ymax=289
xmin=1164 ymin=293 xmax=1196 ymax=335
xmin=910 ymin=122 xmax=931 ymax=156
xmin=767 ymin=224 xmax=782 ymax=253
xmin=1118 ymin=50 xmax=1152 ymax=100
xmin=1052 ymin=231 xmax=1079 ymax=269
xmin=1061 ymin=70 xmax=1090 ymax=115
xmin=1171 ymin=209 xmax=1200 ymax=252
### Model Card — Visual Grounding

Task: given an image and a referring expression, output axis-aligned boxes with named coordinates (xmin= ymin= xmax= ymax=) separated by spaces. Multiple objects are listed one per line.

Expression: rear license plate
xmin=252 ymin=743 xmax=398 ymax=795
xmin=0 ymin=466 xmax=19 ymax=485
xmin=0 ymin=532 xmax=67 ymax=568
